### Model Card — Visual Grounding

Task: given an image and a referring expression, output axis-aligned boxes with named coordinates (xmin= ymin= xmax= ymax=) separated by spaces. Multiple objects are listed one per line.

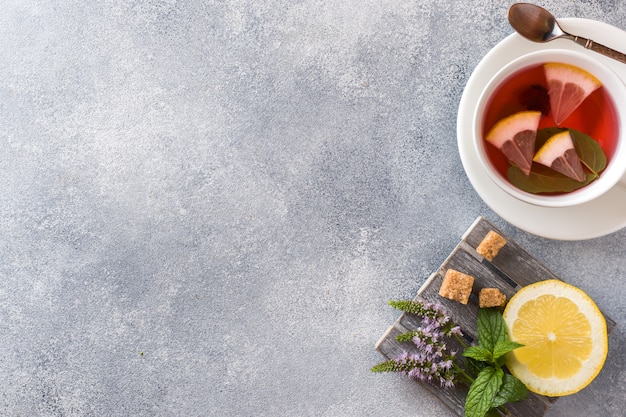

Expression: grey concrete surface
xmin=0 ymin=1 xmax=624 ymax=416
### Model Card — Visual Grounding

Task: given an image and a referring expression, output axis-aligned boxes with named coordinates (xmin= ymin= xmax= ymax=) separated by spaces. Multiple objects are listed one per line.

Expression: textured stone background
xmin=0 ymin=1 xmax=624 ymax=416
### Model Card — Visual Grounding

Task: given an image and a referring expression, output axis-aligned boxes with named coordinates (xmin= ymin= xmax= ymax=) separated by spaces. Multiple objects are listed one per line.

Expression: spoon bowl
xmin=508 ymin=3 xmax=565 ymax=42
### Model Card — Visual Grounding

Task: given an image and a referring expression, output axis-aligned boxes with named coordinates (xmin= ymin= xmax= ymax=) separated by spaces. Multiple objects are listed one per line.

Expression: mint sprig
xmin=463 ymin=308 xmax=527 ymax=417
xmin=371 ymin=302 xmax=527 ymax=417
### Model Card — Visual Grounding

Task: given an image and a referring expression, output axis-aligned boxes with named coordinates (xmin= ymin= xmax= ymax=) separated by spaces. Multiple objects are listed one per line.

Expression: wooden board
xmin=374 ymin=216 xmax=616 ymax=417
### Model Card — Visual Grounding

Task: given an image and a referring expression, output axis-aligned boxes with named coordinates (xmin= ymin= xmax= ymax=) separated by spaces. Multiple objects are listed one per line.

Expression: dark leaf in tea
xmin=507 ymin=128 xmax=607 ymax=194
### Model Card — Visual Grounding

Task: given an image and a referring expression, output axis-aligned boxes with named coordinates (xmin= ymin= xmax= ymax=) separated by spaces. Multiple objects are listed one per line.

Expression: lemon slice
xmin=533 ymin=130 xmax=586 ymax=182
xmin=503 ymin=279 xmax=608 ymax=396
xmin=485 ymin=110 xmax=542 ymax=175
xmin=544 ymin=63 xmax=601 ymax=126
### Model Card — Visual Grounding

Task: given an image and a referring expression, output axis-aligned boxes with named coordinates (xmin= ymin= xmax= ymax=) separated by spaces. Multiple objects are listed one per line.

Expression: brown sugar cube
xmin=479 ymin=288 xmax=507 ymax=308
xmin=439 ymin=269 xmax=474 ymax=305
xmin=476 ymin=230 xmax=507 ymax=261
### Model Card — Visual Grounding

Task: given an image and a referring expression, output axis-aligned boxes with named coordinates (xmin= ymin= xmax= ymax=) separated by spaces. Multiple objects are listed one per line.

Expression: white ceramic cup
xmin=473 ymin=49 xmax=626 ymax=208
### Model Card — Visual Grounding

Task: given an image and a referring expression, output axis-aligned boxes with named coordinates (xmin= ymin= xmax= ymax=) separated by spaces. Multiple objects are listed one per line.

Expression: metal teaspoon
xmin=508 ymin=3 xmax=626 ymax=64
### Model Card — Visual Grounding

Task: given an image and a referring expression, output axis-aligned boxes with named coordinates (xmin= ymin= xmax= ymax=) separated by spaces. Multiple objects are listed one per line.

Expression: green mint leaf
xmin=464 ymin=366 xmax=504 ymax=417
xmin=492 ymin=340 xmax=524 ymax=362
xmin=491 ymin=373 xmax=528 ymax=408
xmin=463 ymin=345 xmax=493 ymax=363
xmin=465 ymin=356 xmax=489 ymax=377
xmin=484 ymin=409 xmax=501 ymax=417
xmin=477 ymin=308 xmax=508 ymax=353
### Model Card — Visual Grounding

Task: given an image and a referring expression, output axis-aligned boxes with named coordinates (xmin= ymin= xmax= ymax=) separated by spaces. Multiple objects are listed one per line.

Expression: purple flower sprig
xmin=372 ymin=300 xmax=470 ymax=389
xmin=371 ymin=351 xmax=457 ymax=388
xmin=390 ymin=300 xmax=464 ymax=342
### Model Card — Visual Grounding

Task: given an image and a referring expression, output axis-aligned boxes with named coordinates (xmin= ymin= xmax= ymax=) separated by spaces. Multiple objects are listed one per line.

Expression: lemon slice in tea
xmin=503 ymin=279 xmax=608 ymax=396
xmin=544 ymin=63 xmax=601 ymax=126
xmin=533 ymin=130 xmax=586 ymax=182
xmin=485 ymin=110 xmax=541 ymax=175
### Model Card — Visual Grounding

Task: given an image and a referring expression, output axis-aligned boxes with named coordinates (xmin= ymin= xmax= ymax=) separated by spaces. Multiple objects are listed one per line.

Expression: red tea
xmin=482 ymin=63 xmax=619 ymax=182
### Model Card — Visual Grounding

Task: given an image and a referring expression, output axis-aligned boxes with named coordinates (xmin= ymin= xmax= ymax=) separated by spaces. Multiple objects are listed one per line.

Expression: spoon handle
xmin=572 ymin=36 xmax=626 ymax=64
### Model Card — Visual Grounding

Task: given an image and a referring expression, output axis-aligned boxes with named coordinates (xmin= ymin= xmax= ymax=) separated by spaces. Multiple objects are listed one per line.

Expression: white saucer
xmin=458 ymin=18 xmax=626 ymax=240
